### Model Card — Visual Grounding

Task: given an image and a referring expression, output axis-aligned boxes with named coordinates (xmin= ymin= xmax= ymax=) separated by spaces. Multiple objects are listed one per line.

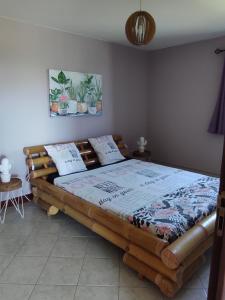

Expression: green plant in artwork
xmin=76 ymin=82 xmax=87 ymax=103
xmin=94 ymin=79 xmax=102 ymax=101
xmin=76 ymin=74 xmax=97 ymax=103
xmin=49 ymin=88 xmax=61 ymax=102
xmin=51 ymin=71 xmax=70 ymax=94
xmin=59 ymin=101 xmax=69 ymax=109
xmin=66 ymin=80 xmax=76 ymax=100
xmin=83 ymin=74 xmax=95 ymax=96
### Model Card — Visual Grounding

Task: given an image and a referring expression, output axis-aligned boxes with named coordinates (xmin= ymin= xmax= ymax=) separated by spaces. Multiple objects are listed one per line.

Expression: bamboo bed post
xmin=32 ymin=187 xmax=59 ymax=216
xmin=161 ymin=212 xmax=216 ymax=269
xmin=127 ymin=243 xmax=185 ymax=284
xmin=123 ymin=253 xmax=180 ymax=298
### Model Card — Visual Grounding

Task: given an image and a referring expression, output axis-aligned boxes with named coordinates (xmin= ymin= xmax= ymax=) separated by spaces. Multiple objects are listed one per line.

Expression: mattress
xmin=54 ymin=159 xmax=219 ymax=242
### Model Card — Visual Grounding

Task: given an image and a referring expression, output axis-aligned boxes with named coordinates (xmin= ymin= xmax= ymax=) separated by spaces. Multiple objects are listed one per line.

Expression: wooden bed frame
xmin=23 ymin=135 xmax=216 ymax=298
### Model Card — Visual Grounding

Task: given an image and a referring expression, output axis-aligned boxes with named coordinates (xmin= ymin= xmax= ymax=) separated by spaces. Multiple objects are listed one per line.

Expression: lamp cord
xmin=140 ymin=0 xmax=142 ymax=11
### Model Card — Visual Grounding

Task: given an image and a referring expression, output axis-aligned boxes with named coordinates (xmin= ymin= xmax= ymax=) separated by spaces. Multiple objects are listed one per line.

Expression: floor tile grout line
xmin=0 ymin=254 xmax=17 ymax=278
xmin=77 ymin=283 xmax=122 ymax=287
xmin=25 ymin=221 xmax=89 ymax=299
xmin=24 ymin=284 xmax=36 ymax=300
xmin=72 ymin=285 xmax=78 ymax=300
xmin=0 ymin=223 xmax=34 ymax=281
xmin=68 ymin=237 xmax=90 ymax=300
xmin=73 ymin=236 xmax=89 ymax=299
xmin=0 ymin=202 xmax=64 ymax=288
xmin=0 ymin=282 xmax=40 ymax=286
xmin=27 ymin=228 xmax=61 ymax=300
xmin=74 ymin=243 xmax=121 ymax=299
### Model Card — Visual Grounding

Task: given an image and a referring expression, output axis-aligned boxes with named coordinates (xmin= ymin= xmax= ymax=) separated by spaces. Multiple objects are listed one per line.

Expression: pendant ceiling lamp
xmin=125 ymin=0 xmax=156 ymax=46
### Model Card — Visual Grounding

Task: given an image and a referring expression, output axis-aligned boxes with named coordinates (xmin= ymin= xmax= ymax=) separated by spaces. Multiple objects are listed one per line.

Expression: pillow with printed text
xmin=44 ymin=143 xmax=87 ymax=176
xmin=88 ymin=135 xmax=125 ymax=166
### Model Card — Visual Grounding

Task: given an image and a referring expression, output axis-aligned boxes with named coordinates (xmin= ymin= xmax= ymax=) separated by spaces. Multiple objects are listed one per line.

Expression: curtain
xmin=208 ymin=58 xmax=225 ymax=134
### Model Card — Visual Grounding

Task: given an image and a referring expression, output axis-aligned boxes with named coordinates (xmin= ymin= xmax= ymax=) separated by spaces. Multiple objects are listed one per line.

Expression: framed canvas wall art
xmin=49 ymin=69 xmax=102 ymax=117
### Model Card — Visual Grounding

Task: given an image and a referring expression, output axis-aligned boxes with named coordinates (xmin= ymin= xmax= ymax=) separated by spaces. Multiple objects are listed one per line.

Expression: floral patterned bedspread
xmin=128 ymin=176 xmax=218 ymax=242
xmin=54 ymin=159 xmax=219 ymax=243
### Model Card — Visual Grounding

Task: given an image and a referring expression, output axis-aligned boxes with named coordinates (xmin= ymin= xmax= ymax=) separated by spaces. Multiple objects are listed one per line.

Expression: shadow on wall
xmin=111 ymin=44 xmax=149 ymax=151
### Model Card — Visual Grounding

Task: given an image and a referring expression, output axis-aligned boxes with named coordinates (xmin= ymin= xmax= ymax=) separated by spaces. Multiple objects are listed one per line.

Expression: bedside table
xmin=0 ymin=178 xmax=24 ymax=224
xmin=132 ymin=150 xmax=151 ymax=162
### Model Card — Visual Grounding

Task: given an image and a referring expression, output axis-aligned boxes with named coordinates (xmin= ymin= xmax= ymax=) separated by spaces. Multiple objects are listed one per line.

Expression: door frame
xmin=208 ymin=138 xmax=225 ymax=299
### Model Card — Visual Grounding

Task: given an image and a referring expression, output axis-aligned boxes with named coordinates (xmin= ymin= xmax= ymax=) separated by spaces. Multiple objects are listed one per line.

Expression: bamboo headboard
xmin=23 ymin=135 xmax=129 ymax=179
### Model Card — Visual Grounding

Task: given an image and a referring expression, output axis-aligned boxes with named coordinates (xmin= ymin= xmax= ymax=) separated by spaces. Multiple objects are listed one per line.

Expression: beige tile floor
xmin=0 ymin=202 xmax=211 ymax=300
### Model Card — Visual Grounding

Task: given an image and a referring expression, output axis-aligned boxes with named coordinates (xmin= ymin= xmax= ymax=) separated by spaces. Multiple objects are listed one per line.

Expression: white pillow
xmin=44 ymin=143 xmax=87 ymax=176
xmin=88 ymin=135 xmax=125 ymax=166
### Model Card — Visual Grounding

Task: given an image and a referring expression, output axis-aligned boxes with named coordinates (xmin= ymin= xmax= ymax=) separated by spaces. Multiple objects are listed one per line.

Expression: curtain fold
xmin=208 ymin=58 xmax=225 ymax=134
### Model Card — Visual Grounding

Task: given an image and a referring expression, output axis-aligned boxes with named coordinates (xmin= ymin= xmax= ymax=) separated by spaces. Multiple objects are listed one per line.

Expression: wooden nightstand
xmin=132 ymin=150 xmax=151 ymax=162
xmin=0 ymin=178 xmax=24 ymax=224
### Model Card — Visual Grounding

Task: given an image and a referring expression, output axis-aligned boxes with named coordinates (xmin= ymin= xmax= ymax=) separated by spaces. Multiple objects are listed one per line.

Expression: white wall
xmin=147 ymin=37 xmax=225 ymax=175
xmin=0 ymin=18 xmax=148 ymax=194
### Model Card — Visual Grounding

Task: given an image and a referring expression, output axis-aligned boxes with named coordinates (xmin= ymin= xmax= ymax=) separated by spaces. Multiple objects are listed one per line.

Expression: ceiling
xmin=1 ymin=0 xmax=225 ymax=50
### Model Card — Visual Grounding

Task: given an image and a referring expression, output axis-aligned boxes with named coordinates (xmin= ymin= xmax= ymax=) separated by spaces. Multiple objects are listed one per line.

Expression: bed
xmin=23 ymin=135 xmax=219 ymax=297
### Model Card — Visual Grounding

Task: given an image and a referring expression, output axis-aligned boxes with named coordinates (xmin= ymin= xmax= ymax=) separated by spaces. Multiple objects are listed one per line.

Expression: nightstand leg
xmin=11 ymin=190 xmax=24 ymax=218
xmin=0 ymin=192 xmax=9 ymax=224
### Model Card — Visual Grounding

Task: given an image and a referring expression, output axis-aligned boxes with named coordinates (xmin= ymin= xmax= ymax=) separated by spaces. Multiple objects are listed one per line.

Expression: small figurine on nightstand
xmin=132 ymin=137 xmax=151 ymax=161
xmin=137 ymin=136 xmax=147 ymax=153
xmin=0 ymin=157 xmax=12 ymax=183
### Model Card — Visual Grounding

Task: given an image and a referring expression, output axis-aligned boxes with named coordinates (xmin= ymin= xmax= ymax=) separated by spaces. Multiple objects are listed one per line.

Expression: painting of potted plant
xmin=50 ymin=71 xmax=71 ymax=115
xmin=49 ymin=88 xmax=61 ymax=113
xmin=51 ymin=71 xmax=70 ymax=95
xmin=88 ymin=96 xmax=97 ymax=114
xmin=82 ymin=74 xmax=97 ymax=114
xmin=76 ymin=82 xmax=88 ymax=113
xmin=94 ymin=79 xmax=103 ymax=112
xmin=66 ymin=80 xmax=77 ymax=114
xmin=49 ymin=69 xmax=102 ymax=117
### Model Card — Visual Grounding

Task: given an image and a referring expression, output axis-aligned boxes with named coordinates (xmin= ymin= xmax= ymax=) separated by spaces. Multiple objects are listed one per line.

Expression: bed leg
xmin=46 ymin=205 xmax=59 ymax=216
xmin=32 ymin=187 xmax=59 ymax=216
xmin=32 ymin=187 xmax=39 ymax=202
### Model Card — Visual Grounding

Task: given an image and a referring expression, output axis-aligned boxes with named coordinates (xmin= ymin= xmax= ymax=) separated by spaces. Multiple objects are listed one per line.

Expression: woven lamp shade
xmin=125 ymin=11 xmax=156 ymax=45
